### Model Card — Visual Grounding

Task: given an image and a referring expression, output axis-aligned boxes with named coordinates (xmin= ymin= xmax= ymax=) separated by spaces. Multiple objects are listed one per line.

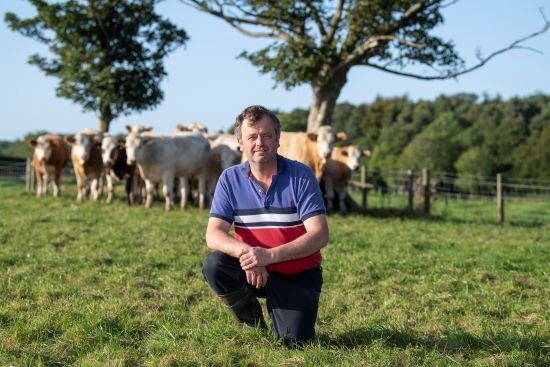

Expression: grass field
xmin=0 ymin=180 xmax=549 ymax=366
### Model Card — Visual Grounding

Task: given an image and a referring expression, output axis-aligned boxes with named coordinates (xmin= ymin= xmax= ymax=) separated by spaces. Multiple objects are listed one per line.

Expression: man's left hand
xmin=239 ymin=247 xmax=273 ymax=270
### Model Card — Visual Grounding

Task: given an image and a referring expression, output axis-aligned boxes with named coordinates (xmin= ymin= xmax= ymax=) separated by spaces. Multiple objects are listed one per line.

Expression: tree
xmin=5 ymin=0 xmax=188 ymax=132
xmin=180 ymin=0 xmax=549 ymax=132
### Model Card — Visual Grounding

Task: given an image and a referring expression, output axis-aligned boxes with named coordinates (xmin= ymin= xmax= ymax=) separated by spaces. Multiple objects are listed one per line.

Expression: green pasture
xmin=0 ymin=180 xmax=548 ymax=366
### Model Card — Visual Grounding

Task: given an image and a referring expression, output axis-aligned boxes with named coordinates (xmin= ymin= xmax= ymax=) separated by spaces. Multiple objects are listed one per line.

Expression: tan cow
xmin=27 ymin=134 xmax=71 ymax=197
xmin=323 ymin=145 xmax=371 ymax=214
xmin=176 ymin=122 xmax=208 ymax=134
xmin=278 ymin=126 xmax=347 ymax=181
xmin=65 ymin=129 xmax=103 ymax=202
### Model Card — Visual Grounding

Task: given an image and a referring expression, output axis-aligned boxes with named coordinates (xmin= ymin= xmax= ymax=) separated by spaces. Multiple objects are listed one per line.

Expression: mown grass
xmin=0 ymin=180 xmax=549 ymax=366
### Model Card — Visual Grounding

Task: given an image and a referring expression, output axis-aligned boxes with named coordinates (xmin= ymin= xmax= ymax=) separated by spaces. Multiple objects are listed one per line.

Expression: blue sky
xmin=1 ymin=0 xmax=549 ymax=141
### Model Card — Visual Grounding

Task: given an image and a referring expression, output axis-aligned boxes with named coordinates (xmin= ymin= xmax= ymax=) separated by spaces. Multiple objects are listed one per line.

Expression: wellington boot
xmin=219 ymin=286 xmax=267 ymax=329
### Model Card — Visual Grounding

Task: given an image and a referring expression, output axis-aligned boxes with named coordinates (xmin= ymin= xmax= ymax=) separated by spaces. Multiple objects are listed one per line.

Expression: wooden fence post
xmin=422 ymin=168 xmax=430 ymax=214
xmin=407 ymin=170 xmax=413 ymax=211
xmin=26 ymin=158 xmax=33 ymax=192
xmin=497 ymin=173 xmax=504 ymax=223
xmin=360 ymin=165 xmax=367 ymax=209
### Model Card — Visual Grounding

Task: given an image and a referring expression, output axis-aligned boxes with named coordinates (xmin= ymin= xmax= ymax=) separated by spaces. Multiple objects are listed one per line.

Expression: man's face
xmin=238 ymin=116 xmax=278 ymax=165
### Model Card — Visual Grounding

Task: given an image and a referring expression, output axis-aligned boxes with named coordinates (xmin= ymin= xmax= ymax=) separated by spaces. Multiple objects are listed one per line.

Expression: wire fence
xmin=1 ymin=158 xmax=549 ymax=225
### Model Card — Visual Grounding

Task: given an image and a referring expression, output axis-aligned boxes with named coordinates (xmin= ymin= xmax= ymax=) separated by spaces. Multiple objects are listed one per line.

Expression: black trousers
xmin=202 ymin=251 xmax=323 ymax=344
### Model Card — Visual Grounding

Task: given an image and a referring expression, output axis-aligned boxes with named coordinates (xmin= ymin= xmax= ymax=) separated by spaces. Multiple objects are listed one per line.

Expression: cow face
xmin=308 ymin=126 xmax=347 ymax=161
xmin=125 ymin=132 xmax=151 ymax=165
xmin=29 ymin=136 xmax=52 ymax=162
xmin=101 ymin=135 xmax=119 ymax=167
xmin=65 ymin=133 xmax=101 ymax=165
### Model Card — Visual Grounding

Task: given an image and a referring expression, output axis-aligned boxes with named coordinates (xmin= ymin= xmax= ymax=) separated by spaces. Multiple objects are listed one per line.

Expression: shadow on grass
xmin=317 ymin=326 xmax=549 ymax=355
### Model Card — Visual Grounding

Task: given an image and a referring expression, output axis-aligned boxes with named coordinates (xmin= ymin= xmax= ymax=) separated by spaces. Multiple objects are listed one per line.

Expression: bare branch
xmin=304 ymin=0 xmax=326 ymax=38
xmin=363 ymin=14 xmax=550 ymax=81
xmin=324 ymin=0 xmax=345 ymax=45
xmin=178 ymin=0 xmax=291 ymax=41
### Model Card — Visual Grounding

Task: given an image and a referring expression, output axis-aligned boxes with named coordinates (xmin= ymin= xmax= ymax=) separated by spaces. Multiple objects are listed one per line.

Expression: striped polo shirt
xmin=210 ymin=155 xmax=326 ymax=274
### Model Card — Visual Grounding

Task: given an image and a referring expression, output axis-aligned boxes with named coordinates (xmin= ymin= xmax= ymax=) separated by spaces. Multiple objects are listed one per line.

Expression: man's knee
xmin=202 ymin=251 xmax=242 ymax=295
xmin=202 ymin=251 xmax=225 ymax=282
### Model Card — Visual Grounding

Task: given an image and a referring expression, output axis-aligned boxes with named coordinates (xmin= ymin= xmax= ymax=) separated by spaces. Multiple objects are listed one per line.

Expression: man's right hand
xmin=245 ymin=266 xmax=269 ymax=289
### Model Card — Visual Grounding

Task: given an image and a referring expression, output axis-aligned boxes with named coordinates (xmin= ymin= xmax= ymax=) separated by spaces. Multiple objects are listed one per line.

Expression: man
xmin=203 ymin=105 xmax=329 ymax=345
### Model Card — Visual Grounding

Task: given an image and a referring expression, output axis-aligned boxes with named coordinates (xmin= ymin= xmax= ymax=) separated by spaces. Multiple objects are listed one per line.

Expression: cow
xmin=207 ymin=133 xmax=240 ymax=151
xmin=64 ymin=129 xmax=103 ymax=202
xmin=27 ymin=134 xmax=71 ymax=197
xmin=101 ymin=134 xmax=144 ymax=204
xmin=323 ymin=146 xmax=371 ymax=214
xmin=125 ymin=125 xmax=153 ymax=134
xmin=125 ymin=131 xmax=211 ymax=211
xmin=176 ymin=123 xmax=209 ymax=134
xmin=205 ymin=143 xmax=242 ymax=203
xmin=278 ymin=126 xmax=347 ymax=182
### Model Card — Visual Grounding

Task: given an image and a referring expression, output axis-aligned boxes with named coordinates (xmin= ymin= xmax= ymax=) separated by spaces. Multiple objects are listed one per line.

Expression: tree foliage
xmin=181 ymin=0 xmax=548 ymax=131
xmin=5 ymin=0 xmax=188 ymax=132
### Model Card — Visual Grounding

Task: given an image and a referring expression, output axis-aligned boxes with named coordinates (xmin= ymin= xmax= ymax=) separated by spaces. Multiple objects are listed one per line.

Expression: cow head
xmin=307 ymin=126 xmax=347 ymax=161
xmin=28 ymin=136 xmax=52 ymax=162
xmin=125 ymin=131 xmax=151 ymax=166
xmin=65 ymin=132 xmax=101 ymax=165
xmin=125 ymin=125 xmax=153 ymax=134
xmin=101 ymin=134 xmax=119 ymax=167
xmin=337 ymin=145 xmax=371 ymax=171
xmin=176 ymin=123 xmax=208 ymax=133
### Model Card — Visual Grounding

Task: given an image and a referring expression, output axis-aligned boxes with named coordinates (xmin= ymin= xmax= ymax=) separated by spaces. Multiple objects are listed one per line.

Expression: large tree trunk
xmin=306 ymin=69 xmax=349 ymax=132
xmin=99 ymin=104 xmax=113 ymax=132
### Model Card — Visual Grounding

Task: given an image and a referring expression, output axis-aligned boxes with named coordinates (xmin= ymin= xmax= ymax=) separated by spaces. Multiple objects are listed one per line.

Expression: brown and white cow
xmin=101 ymin=134 xmax=143 ymax=204
xmin=27 ymin=134 xmax=71 ymax=197
xmin=278 ymin=126 xmax=347 ymax=181
xmin=125 ymin=131 xmax=211 ymax=211
xmin=176 ymin=122 xmax=208 ymax=134
xmin=323 ymin=146 xmax=371 ymax=214
xmin=65 ymin=129 xmax=103 ymax=202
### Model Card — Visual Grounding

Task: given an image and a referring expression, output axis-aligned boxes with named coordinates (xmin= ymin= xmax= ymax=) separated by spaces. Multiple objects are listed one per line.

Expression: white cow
xmin=206 ymin=143 xmax=242 ymax=203
xmin=125 ymin=131 xmax=211 ymax=210
xmin=176 ymin=123 xmax=209 ymax=134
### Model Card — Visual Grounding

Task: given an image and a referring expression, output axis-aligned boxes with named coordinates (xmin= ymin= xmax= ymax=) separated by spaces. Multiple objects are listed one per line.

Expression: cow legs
xmin=179 ymin=177 xmax=189 ymax=210
xmin=197 ymin=174 xmax=206 ymax=210
xmin=53 ymin=169 xmax=62 ymax=197
xmin=105 ymin=173 xmax=114 ymax=204
xmin=36 ymin=172 xmax=44 ymax=198
xmin=337 ymin=189 xmax=348 ymax=215
xmin=323 ymin=176 xmax=335 ymax=213
xmin=90 ymin=178 xmax=100 ymax=201
xmin=163 ymin=173 xmax=175 ymax=211
xmin=76 ymin=176 xmax=85 ymax=202
xmin=144 ymin=180 xmax=156 ymax=208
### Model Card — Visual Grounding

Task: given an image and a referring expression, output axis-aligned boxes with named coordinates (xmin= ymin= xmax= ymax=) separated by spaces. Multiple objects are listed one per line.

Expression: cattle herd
xmin=28 ymin=123 xmax=370 ymax=214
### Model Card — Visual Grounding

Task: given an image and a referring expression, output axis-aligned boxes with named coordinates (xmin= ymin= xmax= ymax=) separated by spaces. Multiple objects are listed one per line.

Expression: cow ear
xmin=341 ymin=148 xmax=349 ymax=156
xmin=125 ymin=125 xmax=132 ymax=132
xmin=336 ymin=132 xmax=347 ymax=141
xmin=144 ymin=127 xmax=153 ymax=132
xmin=176 ymin=124 xmax=186 ymax=132
xmin=307 ymin=132 xmax=318 ymax=142
xmin=64 ymin=136 xmax=76 ymax=145
xmin=28 ymin=139 xmax=38 ymax=147
xmin=363 ymin=149 xmax=372 ymax=157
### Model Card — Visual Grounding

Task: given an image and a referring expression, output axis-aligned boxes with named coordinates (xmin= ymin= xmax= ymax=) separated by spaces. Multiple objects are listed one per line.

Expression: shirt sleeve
xmin=296 ymin=165 xmax=326 ymax=221
xmin=209 ymin=170 xmax=234 ymax=224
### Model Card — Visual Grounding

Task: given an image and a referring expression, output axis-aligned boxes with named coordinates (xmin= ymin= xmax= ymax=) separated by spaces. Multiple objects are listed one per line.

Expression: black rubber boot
xmin=218 ymin=286 xmax=267 ymax=329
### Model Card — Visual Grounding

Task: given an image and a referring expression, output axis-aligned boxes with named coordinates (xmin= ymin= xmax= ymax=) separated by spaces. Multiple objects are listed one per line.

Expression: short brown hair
xmin=234 ymin=105 xmax=281 ymax=141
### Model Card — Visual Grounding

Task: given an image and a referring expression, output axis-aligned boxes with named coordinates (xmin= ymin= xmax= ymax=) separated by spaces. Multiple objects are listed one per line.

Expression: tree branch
xmin=363 ymin=13 xmax=550 ymax=81
xmin=324 ymin=0 xmax=344 ymax=45
xmin=304 ymin=0 xmax=326 ymax=38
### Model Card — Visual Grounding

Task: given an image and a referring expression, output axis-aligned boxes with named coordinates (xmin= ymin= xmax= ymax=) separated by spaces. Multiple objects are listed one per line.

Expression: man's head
xmin=234 ymin=105 xmax=281 ymax=143
xmin=235 ymin=105 xmax=280 ymax=165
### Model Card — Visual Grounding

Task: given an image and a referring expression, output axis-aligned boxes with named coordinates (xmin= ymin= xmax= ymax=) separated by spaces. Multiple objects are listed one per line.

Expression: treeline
xmin=277 ymin=93 xmax=550 ymax=181
xmin=3 ymin=93 xmax=549 ymax=180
